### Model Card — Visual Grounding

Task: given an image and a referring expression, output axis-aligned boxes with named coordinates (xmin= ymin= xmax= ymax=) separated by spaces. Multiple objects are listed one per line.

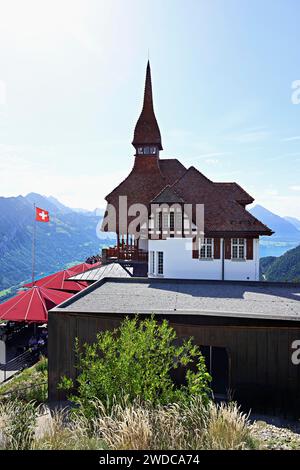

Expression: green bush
xmin=60 ymin=316 xmax=211 ymax=417
xmin=0 ymin=357 xmax=48 ymax=404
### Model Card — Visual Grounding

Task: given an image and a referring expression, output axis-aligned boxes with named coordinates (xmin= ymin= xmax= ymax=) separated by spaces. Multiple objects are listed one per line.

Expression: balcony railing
xmin=103 ymin=246 xmax=148 ymax=263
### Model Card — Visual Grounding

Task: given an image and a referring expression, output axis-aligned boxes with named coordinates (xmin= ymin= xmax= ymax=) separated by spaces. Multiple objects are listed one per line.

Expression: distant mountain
xmin=284 ymin=216 xmax=300 ymax=231
xmin=260 ymin=244 xmax=300 ymax=282
xmin=0 ymin=194 xmax=114 ymax=292
xmin=249 ymin=205 xmax=300 ymax=240
xmin=249 ymin=205 xmax=300 ymax=257
xmin=46 ymin=195 xmax=73 ymax=214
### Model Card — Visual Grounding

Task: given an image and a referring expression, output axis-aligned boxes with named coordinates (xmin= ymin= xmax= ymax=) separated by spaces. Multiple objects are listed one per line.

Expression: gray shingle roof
xmin=52 ymin=278 xmax=300 ymax=322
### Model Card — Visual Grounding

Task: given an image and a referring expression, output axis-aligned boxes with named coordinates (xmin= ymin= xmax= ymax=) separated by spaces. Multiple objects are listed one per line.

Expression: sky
xmin=0 ymin=0 xmax=300 ymax=217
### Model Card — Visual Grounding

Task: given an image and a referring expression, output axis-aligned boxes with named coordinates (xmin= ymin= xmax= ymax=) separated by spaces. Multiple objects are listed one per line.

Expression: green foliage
xmin=35 ymin=355 xmax=48 ymax=373
xmin=260 ymin=244 xmax=300 ymax=282
xmin=60 ymin=316 xmax=211 ymax=417
xmin=0 ymin=358 xmax=48 ymax=403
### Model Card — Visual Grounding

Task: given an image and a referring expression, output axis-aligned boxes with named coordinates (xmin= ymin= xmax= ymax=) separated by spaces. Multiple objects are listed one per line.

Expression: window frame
xmin=149 ymin=251 xmax=154 ymax=274
xmin=157 ymin=251 xmax=164 ymax=275
xmin=199 ymin=237 xmax=214 ymax=259
xmin=231 ymin=238 xmax=246 ymax=260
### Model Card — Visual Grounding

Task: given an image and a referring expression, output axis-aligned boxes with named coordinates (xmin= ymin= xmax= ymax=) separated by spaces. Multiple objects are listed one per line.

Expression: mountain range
xmin=1 ymin=195 xmax=300 ymax=295
xmin=0 ymin=192 xmax=113 ymax=295
xmin=249 ymin=205 xmax=300 ymax=257
xmin=260 ymin=245 xmax=300 ymax=282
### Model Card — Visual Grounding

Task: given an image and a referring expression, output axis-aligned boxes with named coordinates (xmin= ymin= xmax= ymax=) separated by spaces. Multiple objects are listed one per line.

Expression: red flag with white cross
xmin=35 ymin=207 xmax=50 ymax=223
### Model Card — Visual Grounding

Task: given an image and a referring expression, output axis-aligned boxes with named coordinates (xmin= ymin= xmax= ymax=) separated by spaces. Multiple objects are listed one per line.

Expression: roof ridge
xmin=151 ymin=184 xmax=185 ymax=203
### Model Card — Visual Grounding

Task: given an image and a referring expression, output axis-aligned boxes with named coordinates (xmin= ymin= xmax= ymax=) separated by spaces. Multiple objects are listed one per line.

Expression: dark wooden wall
xmin=48 ymin=312 xmax=300 ymax=417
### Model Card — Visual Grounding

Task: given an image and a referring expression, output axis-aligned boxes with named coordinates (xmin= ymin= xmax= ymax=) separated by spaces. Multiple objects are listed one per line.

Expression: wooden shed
xmin=48 ymin=278 xmax=300 ymax=417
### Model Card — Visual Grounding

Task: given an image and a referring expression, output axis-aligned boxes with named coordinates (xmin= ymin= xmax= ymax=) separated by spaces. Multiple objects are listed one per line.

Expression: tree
xmin=60 ymin=316 xmax=211 ymax=416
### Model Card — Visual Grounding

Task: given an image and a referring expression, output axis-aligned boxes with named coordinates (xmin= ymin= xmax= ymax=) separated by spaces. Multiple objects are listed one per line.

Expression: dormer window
xmin=136 ymin=145 xmax=158 ymax=156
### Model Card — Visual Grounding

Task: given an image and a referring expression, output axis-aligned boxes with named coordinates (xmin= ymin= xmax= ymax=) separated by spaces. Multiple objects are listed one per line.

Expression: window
xmin=162 ymin=212 xmax=169 ymax=230
xmin=137 ymin=147 xmax=143 ymax=154
xmin=231 ymin=238 xmax=245 ymax=259
xmin=157 ymin=251 xmax=164 ymax=275
xmin=199 ymin=238 xmax=214 ymax=259
xmin=149 ymin=251 xmax=155 ymax=274
xmin=150 ymin=146 xmax=157 ymax=154
xmin=144 ymin=146 xmax=150 ymax=154
xmin=169 ymin=212 xmax=175 ymax=231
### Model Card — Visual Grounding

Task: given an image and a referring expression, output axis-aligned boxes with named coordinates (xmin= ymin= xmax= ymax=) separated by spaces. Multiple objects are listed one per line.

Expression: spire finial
xmin=132 ymin=61 xmax=163 ymax=151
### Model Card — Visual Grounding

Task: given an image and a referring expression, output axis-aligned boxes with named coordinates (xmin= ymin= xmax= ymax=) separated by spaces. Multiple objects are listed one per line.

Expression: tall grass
xmin=0 ymin=396 xmax=259 ymax=450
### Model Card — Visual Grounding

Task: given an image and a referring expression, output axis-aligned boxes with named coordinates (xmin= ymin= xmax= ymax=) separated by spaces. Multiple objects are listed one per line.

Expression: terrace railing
xmin=0 ymin=349 xmax=39 ymax=382
xmin=104 ymin=246 xmax=148 ymax=263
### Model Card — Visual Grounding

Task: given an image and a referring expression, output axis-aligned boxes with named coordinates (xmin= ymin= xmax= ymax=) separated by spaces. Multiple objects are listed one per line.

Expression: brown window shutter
xmin=247 ymin=238 xmax=253 ymax=260
xmin=225 ymin=238 xmax=231 ymax=259
xmin=192 ymin=249 xmax=199 ymax=259
xmin=214 ymin=238 xmax=220 ymax=259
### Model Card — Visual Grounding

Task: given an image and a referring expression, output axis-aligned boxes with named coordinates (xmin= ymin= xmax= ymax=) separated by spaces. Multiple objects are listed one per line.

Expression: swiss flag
xmin=36 ymin=207 xmax=50 ymax=223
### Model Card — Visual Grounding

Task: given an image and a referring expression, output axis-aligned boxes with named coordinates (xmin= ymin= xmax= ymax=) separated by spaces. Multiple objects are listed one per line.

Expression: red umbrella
xmin=70 ymin=262 xmax=101 ymax=274
xmin=23 ymin=269 xmax=88 ymax=292
xmin=0 ymin=286 xmax=73 ymax=323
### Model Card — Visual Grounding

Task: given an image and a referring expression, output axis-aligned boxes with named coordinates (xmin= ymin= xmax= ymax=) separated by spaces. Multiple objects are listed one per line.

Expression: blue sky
xmin=0 ymin=0 xmax=300 ymax=217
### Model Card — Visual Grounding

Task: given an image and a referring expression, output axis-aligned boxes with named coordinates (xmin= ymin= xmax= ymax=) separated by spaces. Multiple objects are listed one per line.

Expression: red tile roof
xmin=169 ymin=167 xmax=272 ymax=235
xmin=103 ymin=159 xmax=273 ymax=236
xmin=214 ymin=182 xmax=254 ymax=205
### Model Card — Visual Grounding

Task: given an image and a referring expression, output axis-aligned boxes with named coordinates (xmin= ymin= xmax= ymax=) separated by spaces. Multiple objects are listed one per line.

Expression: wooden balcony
xmin=103 ymin=246 xmax=148 ymax=263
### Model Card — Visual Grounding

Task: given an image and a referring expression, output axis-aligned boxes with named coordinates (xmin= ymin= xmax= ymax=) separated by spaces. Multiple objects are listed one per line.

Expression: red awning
xmin=23 ymin=269 xmax=88 ymax=292
xmin=0 ymin=286 xmax=73 ymax=323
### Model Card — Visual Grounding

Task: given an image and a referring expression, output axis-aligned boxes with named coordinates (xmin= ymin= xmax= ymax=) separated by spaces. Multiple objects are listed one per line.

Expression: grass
xmin=0 ymin=396 xmax=260 ymax=450
xmin=0 ymin=356 xmax=48 ymax=403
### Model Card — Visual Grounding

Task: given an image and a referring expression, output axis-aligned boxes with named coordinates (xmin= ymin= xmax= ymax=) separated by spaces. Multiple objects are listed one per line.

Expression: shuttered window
xmin=199 ymin=238 xmax=214 ymax=259
xmin=231 ymin=238 xmax=246 ymax=259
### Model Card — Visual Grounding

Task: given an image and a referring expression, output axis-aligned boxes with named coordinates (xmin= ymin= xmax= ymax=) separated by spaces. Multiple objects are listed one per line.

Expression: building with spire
xmin=102 ymin=62 xmax=273 ymax=281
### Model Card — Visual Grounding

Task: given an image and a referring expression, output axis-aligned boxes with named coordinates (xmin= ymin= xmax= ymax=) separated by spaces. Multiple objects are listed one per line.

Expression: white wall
xmin=139 ymin=238 xmax=148 ymax=251
xmin=148 ymin=238 xmax=259 ymax=281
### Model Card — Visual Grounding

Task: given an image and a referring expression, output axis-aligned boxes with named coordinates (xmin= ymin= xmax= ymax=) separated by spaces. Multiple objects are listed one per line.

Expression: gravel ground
xmin=250 ymin=421 xmax=300 ymax=450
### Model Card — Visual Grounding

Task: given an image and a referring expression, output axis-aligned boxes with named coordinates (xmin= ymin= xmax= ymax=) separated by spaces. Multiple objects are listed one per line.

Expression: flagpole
xmin=32 ymin=203 xmax=36 ymax=286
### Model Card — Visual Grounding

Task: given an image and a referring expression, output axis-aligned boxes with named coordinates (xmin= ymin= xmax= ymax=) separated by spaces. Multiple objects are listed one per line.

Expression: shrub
xmin=0 ymin=357 xmax=48 ymax=404
xmin=60 ymin=316 xmax=211 ymax=416
xmin=203 ymin=402 xmax=257 ymax=450
xmin=0 ymin=398 xmax=259 ymax=450
xmin=0 ymin=401 xmax=37 ymax=450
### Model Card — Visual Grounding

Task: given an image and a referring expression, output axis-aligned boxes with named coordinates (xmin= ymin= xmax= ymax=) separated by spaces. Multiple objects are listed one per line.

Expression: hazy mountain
xmin=249 ymin=205 xmax=300 ymax=240
xmin=249 ymin=205 xmax=300 ymax=257
xmin=284 ymin=216 xmax=300 ymax=231
xmin=46 ymin=195 xmax=73 ymax=214
xmin=0 ymin=194 xmax=114 ymax=292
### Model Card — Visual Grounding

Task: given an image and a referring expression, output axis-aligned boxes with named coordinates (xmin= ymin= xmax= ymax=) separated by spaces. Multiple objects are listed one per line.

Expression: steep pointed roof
xmin=132 ymin=61 xmax=163 ymax=150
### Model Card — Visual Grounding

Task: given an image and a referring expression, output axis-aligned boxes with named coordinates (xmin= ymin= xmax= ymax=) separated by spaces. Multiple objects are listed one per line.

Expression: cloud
xmin=282 ymin=136 xmax=300 ymax=142
xmin=197 ymin=152 xmax=229 ymax=159
xmin=0 ymin=143 xmax=124 ymax=210
xmin=253 ymin=192 xmax=300 ymax=218
xmin=289 ymin=185 xmax=300 ymax=192
xmin=204 ymin=158 xmax=220 ymax=165
xmin=226 ymin=128 xmax=270 ymax=144
xmin=0 ymin=80 xmax=6 ymax=106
